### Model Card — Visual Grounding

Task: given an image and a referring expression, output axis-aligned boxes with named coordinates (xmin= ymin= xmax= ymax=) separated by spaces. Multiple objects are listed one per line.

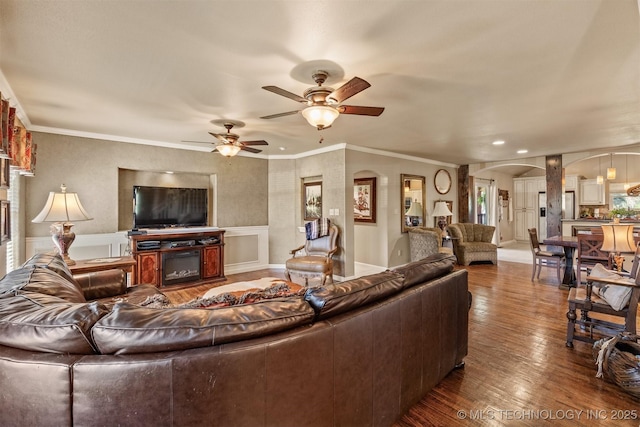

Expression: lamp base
xmin=613 ymin=253 xmax=625 ymax=272
xmin=50 ymin=223 xmax=76 ymax=265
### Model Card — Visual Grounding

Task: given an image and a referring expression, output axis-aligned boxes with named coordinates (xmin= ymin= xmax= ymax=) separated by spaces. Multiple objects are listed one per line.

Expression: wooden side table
xmin=69 ymin=256 xmax=137 ymax=286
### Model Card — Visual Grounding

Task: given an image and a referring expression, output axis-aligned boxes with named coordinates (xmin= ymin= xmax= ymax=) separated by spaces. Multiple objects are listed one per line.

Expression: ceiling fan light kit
xmin=261 ymin=69 xmax=384 ymax=135
xmin=216 ymin=144 xmax=242 ymax=157
xmin=301 ymin=105 xmax=339 ymax=129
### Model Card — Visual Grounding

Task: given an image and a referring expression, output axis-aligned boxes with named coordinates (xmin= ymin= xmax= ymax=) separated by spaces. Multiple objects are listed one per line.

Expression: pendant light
xmin=607 ymin=153 xmax=616 ymax=180
xmin=624 ymin=155 xmax=630 ymax=190
xmin=596 ymin=156 xmax=604 ymax=184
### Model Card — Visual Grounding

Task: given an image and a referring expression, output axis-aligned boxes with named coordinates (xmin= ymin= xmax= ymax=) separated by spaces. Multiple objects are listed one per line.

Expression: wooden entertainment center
xmin=129 ymin=228 xmax=225 ymax=287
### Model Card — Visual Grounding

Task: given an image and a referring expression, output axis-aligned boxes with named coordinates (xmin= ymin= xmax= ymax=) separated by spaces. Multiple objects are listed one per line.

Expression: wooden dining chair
xmin=576 ymin=232 xmax=611 ymax=286
xmin=566 ymin=242 xmax=640 ymax=347
xmin=528 ymin=228 xmax=565 ymax=283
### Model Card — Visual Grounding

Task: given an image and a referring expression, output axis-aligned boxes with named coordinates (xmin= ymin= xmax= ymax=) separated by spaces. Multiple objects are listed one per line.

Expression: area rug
xmin=136 ymin=278 xmax=305 ymax=309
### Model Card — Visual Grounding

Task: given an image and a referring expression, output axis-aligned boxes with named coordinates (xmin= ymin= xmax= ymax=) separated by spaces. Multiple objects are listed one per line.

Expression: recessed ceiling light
xmin=165 ymin=171 xmax=174 ymax=174
xmin=279 ymin=147 xmax=286 ymax=151
xmin=517 ymin=149 xmax=528 ymax=154
xmin=492 ymin=140 xmax=505 ymax=145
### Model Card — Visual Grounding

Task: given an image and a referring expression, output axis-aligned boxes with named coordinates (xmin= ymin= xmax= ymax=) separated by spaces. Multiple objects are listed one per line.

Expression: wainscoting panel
xmin=24 ymin=226 xmax=270 ymax=274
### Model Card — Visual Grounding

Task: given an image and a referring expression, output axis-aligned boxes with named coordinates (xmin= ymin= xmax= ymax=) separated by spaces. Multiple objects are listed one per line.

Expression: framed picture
xmin=303 ymin=182 xmax=322 ymax=220
xmin=0 ymin=158 xmax=8 ymax=189
xmin=354 ymin=177 xmax=376 ymax=223
xmin=1 ymin=201 xmax=10 ymax=243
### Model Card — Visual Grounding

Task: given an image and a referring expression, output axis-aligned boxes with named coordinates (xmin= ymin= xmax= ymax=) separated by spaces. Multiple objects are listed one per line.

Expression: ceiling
xmin=1 ymin=0 xmax=639 ymax=167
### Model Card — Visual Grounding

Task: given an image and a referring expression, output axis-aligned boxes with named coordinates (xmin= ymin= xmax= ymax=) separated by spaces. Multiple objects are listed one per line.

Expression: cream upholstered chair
xmin=528 ymin=228 xmax=565 ymax=282
xmin=285 ymin=223 xmax=339 ymax=286
xmin=447 ymin=223 xmax=497 ymax=266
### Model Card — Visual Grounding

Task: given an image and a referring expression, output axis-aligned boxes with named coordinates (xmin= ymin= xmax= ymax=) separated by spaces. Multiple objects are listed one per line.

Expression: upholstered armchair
xmin=408 ymin=227 xmax=453 ymax=262
xmin=285 ymin=223 xmax=339 ymax=286
xmin=447 ymin=223 xmax=497 ymax=266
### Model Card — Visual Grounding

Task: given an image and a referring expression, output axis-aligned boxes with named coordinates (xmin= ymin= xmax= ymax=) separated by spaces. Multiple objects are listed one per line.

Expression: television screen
xmin=133 ymin=186 xmax=208 ymax=229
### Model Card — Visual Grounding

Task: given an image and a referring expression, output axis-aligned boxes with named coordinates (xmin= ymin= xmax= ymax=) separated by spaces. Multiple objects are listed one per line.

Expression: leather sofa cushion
xmin=91 ymin=297 xmax=315 ymax=354
xmin=0 ymin=292 xmax=108 ymax=354
xmin=0 ymin=266 xmax=86 ymax=303
xmin=392 ymin=253 xmax=455 ymax=289
xmin=304 ymin=271 xmax=404 ymax=320
xmin=21 ymin=252 xmax=78 ymax=285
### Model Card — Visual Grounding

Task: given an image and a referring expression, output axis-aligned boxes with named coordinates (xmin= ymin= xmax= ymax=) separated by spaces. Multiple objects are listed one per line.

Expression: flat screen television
xmin=133 ymin=186 xmax=208 ymax=229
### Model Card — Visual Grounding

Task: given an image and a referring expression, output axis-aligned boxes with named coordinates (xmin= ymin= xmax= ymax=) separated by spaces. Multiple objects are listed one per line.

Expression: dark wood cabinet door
xmin=202 ymin=246 xmax=221 ymax=279
xmin=137 ymin=252 xmax=159 ymax=286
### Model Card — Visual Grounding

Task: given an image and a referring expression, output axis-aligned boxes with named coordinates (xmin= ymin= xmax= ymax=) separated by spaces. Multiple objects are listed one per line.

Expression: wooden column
xmin=546 ymin=155 xmax=563 ymax=238
xmin=457 ymin=165 xmax=470 ymax=222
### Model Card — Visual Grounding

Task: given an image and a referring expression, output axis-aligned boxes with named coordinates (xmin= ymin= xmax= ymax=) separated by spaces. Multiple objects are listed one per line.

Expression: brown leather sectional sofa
xmin=0 ymin=252 xmax=469 ymax=427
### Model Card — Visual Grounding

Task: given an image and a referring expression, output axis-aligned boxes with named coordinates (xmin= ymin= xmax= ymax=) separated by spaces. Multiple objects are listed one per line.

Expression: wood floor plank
xmin=162 ymin=261 xmax=640 ymax=426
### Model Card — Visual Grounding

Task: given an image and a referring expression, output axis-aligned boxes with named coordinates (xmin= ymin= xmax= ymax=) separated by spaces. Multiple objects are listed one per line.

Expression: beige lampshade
xmin=601 ymin=223 xmax=635 ymax=254
xmin=405 ymin=200 xmax=423 ymax=217
xmin=32 ymin=185 xmax=93 ymax=223
xmin=432 ymin=201 xmax=453 ymax=217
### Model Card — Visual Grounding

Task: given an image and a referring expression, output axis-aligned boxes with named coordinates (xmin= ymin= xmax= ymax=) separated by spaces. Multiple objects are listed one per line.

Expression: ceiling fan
xmin=206 ymin=122 xmax=268 ymax=157
xmin=260 ymin=70 xmax=384 ymax=130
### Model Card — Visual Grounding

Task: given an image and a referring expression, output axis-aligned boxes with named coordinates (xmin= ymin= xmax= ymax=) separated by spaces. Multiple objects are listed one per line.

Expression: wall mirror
xmin=434 ymin=169 xmax=452 ymax=195
xmin=401 ymin=174 xmax=426 ymax=233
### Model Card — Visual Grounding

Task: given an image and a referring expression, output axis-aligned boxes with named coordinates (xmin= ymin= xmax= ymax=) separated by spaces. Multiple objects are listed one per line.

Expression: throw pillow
xmin=305 ymin=218 xmax=330 ymax=240
xmin=588 ymin=263 xmax=634 ymax=311
xmin=305 ymin=219 xmax=319 ymax=240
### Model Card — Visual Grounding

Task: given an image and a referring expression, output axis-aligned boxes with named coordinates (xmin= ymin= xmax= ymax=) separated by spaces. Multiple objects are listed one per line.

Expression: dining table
xmin=542 ymin=235 xmax=578 ymax=289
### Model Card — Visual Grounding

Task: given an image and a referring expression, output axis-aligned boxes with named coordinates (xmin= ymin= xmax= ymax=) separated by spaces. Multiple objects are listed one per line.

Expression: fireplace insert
xmin=162 ymin=250 xmax=201 ymax=286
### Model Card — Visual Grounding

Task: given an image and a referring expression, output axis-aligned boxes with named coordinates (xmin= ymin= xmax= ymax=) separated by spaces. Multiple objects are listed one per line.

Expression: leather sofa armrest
xmin=75 ymin=269 xmax=127 ymax=301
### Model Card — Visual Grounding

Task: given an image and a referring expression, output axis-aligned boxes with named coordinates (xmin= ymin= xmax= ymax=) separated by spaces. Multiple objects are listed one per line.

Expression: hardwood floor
xmin=162 ymin=262 xmax=640 ymax=427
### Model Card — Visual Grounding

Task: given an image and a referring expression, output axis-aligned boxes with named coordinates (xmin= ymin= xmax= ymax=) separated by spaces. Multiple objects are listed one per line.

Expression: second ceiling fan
xmin=261 ymin=70 xmax=385 ymax=130
xmin=209 ymin=122 xmax=268 ymax=157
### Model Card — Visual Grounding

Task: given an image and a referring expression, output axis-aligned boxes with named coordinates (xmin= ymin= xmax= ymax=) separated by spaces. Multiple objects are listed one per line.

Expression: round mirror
xmin=434 ymin=169 xmax=452 ymax=195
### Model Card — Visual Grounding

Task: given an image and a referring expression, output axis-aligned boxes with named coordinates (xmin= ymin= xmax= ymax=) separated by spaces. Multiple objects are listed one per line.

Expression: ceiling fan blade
xmin=262 ymin=86 xmax=308 ymax=103
xmin=241 ymin=146 xmax=262 ymax=154
xmin=327 ymin=77 xmax=371 ymax=103
xmin=337 ymin=105 xmax=385 ymax=116
xmin=260 ymin=110 xmax=300 ymax=119
xmin=208 ymin=132 xmax=231 ymax=143
xmin=240 ymin=140 xmax=268 ymax=146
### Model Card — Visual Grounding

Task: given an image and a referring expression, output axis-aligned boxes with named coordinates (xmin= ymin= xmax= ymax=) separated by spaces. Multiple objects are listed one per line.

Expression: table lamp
xmin=32 ymin=184 xmax=93 ymax=265
xmin=601 ymin=220 xmax=636 ymax=272
xmin=432 ymin=201 xmax=453 ymax=235
xmin=405 ymin=200 xmax=423 ymax=226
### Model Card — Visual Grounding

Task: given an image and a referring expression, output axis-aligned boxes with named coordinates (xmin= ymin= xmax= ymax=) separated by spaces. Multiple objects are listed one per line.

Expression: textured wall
xmin=346 ymin=149 xmax=458 ymax=271
xmin=26 ymin=132 xmax=268 ymax=238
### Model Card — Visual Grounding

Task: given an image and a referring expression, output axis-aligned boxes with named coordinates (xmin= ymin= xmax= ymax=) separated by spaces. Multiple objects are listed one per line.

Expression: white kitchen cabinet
xmin=579 ymin=179 xmax=606 ymax=205
xmin=514 ymin=209 xmax=537 ymax=241
xmin=565 ymin=175 xmax=578 ymax=191
xmin=513 ymin=177 xmax=542 ymax=241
